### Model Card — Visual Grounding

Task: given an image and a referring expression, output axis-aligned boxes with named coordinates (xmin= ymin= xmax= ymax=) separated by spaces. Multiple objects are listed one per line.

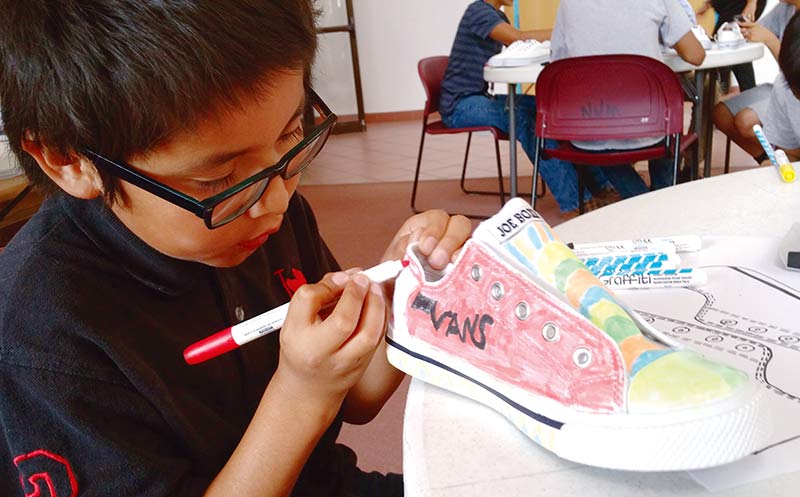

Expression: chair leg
xmin=536 ymin=175 xmax=546 ymax=198
xmin=0 ymin=184 xmax=32 ymax=224
xmin=493 ymin=136 xmax=506 ymax=207
xmin=459 ymin=134 xmax=523 ymax=198
xmin=412 ymin=127 xmax=494 ymax=220
xmin=531 ymin=136 xmax=542 ymax=209
xmin=672 ymin=134 xmax=681 ymax=186
xmin=458 ymin=132 xmax=473 ymax=194
xmin=410 ymin=124 xmax=428 ymax=214
xmin=724 ymin=136 xmax=731 ymax=174
xmin=689 ymin=135 xmax=700 ymax=181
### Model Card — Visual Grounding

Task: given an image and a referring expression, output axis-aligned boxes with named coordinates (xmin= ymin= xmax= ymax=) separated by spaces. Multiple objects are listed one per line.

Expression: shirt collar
xmin=59 ymin=194 xmax=208 ymax=295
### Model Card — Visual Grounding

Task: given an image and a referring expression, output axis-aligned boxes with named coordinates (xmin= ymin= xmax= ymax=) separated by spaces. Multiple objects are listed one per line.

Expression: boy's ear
xmin=21 ymin=133 xmax=104 ymax=199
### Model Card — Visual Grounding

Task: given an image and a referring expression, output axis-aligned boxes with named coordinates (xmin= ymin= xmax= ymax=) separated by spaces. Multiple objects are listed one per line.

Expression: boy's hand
xmin=274 ymin=271 xmax=386 ymax=409
xmin=383 ymin=209 xmax=471 ymax=270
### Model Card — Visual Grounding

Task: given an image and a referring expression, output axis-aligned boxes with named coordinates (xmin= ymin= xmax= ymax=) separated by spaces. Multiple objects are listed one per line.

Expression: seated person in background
xmin=712 ymin=0 xmax=799 ymax=165
xmin=440 ymin=0 xmax=614 ymax=215
xmin=697 ymin=0 xmax=768 ymax=93
xmin=550 ymin=0 xmax=705 ymax=198
xmin=760 ymin=12 xmax=800 ymax=162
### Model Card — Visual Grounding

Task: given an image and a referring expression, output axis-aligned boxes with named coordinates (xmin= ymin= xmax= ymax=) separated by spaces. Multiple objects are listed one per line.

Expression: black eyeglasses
xmin=83 ymin=90 xmax=337 ymax=229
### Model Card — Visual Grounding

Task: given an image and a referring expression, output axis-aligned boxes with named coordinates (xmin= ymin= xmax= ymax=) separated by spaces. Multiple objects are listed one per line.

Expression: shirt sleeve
xmin=0 ymin=361 xmax=211 ymax=497
xmin=464 ymin=2 xmax=508 ymax=41
xmin=549 ymin=3 xmax=568 ymax=61
xmin=762 ymin=76 xmax=800 ymax=149
xmin=759 ymin=4 xmax=794 ymax=39
xmin=675 ymin=0 xmax=698 ymax=25
xmin=660 ymin=0 xmax=695 ymax=48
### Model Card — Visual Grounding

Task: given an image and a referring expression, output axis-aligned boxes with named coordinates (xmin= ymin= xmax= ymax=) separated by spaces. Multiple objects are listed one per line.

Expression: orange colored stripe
xmin=565 ymin=269 xmax=598 ymax=307
xmin=619 ymin=334 xmax=663 ymax=371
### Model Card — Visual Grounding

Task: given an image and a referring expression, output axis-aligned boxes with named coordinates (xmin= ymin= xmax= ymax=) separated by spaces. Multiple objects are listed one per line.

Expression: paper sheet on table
xmin=615 ymin=236 xmax=800 ymax=492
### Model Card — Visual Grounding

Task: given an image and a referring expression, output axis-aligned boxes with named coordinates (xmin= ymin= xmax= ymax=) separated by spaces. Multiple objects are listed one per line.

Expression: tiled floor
xmin=303 ymin=108 xmax=761 ymax=189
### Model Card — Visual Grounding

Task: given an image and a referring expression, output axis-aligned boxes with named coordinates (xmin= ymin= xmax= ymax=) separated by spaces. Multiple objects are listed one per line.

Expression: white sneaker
xmin=691 ymin=25 xmax=713 ymax=50
xmin=715 ymin=22 xmax=746 ymax=50
xmin=387 ymin=198 xmax=771 ymax=471
xmin=487 ymin=39 xmax=550 ymax=68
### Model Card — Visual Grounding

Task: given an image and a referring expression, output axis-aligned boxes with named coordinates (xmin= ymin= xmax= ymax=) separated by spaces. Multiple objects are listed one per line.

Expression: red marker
xmin=184 ymin=259 xmax=409 ymax=365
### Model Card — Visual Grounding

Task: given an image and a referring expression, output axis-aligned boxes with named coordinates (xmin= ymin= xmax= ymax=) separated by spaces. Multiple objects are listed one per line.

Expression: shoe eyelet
xmin=542 ymin=322 xmax=559 ymax=342
xmin=514 ymin=302 xmax=530 ymax=320
xmin=470 ymin=264 xmax=482 ymax=282
xmin=490 ymin=282 xmax=504 ymax=300
xmin=573 ymin=347 xmax=592 ymax=368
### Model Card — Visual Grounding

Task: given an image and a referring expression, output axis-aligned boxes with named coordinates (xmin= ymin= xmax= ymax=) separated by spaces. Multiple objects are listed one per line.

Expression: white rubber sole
xmin=387 ymin=326 xmax=771 ymax=471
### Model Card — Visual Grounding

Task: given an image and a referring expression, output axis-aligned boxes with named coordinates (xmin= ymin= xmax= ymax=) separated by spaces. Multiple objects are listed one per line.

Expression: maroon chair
xmin=411 ymin=56 xmax=509 ymax=217
xmin=532 ymin=54 xmax=698 ymax=213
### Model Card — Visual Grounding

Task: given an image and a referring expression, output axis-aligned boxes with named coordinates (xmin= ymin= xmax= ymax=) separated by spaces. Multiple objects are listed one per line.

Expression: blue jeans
xmin=583 ymin=157 xmax=674 ymax=199
xmin=442 ymin=94 xmax=608 ymax=212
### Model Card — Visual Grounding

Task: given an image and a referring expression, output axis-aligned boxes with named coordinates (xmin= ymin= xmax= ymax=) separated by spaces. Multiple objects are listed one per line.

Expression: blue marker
xmin=753 ymin=124 xmax=796 ymax=183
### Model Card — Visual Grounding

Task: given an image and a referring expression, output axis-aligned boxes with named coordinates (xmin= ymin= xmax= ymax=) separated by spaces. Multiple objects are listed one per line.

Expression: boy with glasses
xmin=0 ymin=1 xmax=470 ymax=496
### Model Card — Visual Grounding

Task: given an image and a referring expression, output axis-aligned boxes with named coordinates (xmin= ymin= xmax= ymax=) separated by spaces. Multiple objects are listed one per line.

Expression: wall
xmin=315 ymin=0 xmax=473 ymax=116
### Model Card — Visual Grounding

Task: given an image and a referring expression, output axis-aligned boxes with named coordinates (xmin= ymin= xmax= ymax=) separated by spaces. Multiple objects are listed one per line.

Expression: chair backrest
xmin=534 ymin=54 xmax=685 ymax=142
xmin=417 ymin=56 xmax=450 ymax=117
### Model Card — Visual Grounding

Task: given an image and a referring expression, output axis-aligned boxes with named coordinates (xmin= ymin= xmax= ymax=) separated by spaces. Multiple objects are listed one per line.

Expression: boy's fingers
xmin=339 ymin=282 xmax=386 ymax=358
xmin=289 ymin=274 xmax=347 ymax=326
xmin=414 ymin=213 xmax=471 ymax=269
xmin=318 ymin=273 xmax=371 ymax=349
xmin=430 ymin=214 xmax=471 ymax=268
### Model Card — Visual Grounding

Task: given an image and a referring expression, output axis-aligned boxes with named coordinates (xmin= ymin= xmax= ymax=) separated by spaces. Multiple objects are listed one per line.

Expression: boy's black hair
xmin=0 ymin=0 xmax=318 ymax=201
xmin=779 ymin=11 xmax=800 ymax=94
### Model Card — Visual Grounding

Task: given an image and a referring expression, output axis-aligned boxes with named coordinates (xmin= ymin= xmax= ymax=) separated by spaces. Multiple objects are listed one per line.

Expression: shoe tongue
xmin=472 ymin=197 xmax=554 ymax=279
xmin=474 ymin=199 xmax=661 ymax=366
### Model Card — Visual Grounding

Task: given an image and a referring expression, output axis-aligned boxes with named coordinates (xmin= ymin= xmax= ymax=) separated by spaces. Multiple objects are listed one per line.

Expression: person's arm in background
xmin=673 ymin=31 xmax=706 ymax=65
xmin=663 ymin=0 xmax=706 ymax=65
xmin=489 ymin=22 xmax=552 ymax=45
xmin=696 ymin=0 xmax=712 ymax=16
xmin=741 ymin=0 xmax=759 ymax=21
xmin=739 ymin=20 xmax=782 ymax=58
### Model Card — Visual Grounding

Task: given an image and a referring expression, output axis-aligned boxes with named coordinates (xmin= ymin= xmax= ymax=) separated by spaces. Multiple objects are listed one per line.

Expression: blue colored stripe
xmin=630 ymin=349 xmax=674 ymax=378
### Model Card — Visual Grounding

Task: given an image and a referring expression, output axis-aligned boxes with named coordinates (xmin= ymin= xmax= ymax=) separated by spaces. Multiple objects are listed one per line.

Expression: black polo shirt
xmin=0 ymin=192 xmax=354 ymax=496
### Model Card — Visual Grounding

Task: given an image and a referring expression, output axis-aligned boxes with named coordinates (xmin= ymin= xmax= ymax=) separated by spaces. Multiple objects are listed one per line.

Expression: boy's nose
xmin=245 ymin=175 xmax=292 ymax=219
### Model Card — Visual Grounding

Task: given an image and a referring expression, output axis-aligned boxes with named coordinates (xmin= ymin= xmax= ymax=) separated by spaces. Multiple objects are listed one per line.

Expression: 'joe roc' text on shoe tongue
xmin=491 ymin=204 xmax=541 ymax=241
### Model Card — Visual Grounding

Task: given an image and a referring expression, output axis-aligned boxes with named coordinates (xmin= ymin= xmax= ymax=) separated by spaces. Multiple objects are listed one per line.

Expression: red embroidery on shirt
xmin=274 ymin=268 xmax=307 ymax=297
xmin=13 ymin=449 xmax=78 ymax=497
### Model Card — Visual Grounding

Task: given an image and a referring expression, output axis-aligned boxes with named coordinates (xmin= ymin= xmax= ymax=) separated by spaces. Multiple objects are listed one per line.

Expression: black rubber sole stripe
xmin=386 ymin=336 xmax=564 ymax=430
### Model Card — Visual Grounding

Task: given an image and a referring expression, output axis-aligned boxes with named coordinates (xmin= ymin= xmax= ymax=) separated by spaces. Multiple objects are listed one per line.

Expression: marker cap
xmin=184 ymin=327 xmax=237 ymax=365
xmin=779 ymin=163 xmax=796 ymax=183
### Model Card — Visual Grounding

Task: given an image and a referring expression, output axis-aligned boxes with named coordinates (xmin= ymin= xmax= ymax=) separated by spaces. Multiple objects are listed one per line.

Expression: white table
xmin=482 ymin=43 xmax=765 ymax=196
xmin=402 ymin=167 xmax=800 ymax=496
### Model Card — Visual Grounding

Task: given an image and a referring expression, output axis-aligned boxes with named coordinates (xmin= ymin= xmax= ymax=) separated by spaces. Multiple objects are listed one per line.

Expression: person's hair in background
xmin=0 ymin=0 xmax=317 ymax=203
xmin=779 ymin=11 xmax=800 ymax=94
